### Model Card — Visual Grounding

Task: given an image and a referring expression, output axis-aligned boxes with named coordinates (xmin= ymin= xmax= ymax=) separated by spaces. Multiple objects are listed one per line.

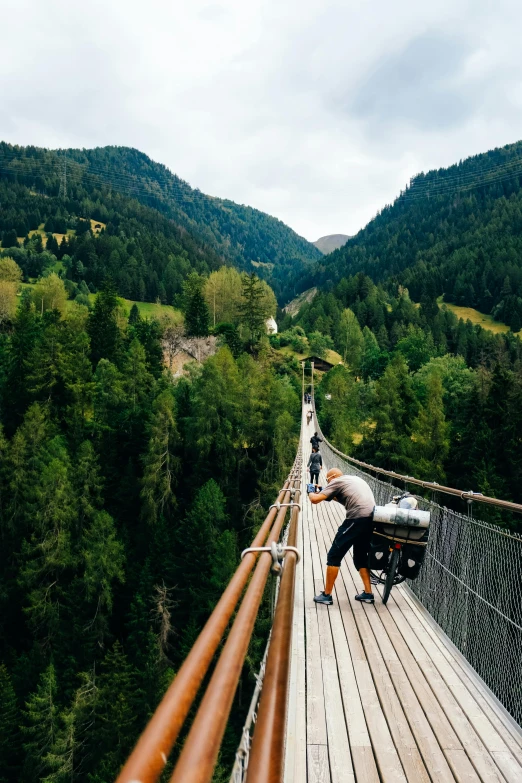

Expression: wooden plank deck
xmin=284 ymin=413 xmax=522 ymax=783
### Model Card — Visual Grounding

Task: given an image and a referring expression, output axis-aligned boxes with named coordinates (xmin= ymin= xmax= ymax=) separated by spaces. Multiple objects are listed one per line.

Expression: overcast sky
xmin=2 ymin=0 xmax=522 ymax=240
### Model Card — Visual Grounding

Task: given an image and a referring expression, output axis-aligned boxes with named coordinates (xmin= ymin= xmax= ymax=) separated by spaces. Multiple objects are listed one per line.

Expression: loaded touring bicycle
xmin=369 ymin=494 xmax=431 ymax=603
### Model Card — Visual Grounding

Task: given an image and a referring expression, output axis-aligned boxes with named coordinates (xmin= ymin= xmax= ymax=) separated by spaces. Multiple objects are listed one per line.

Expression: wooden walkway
xmin=284 ymin=415 xmax=522 ymax=783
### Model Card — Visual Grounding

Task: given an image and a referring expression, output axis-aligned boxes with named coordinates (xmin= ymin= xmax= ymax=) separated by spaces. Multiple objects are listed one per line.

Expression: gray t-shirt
xmin=321 ymin=475 xmax=375 ymax=520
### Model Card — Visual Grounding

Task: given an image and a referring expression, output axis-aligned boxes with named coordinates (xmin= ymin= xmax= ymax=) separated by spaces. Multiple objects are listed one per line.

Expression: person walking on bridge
xmin=307 ymin=446 xmax=322 ymax=487
xmin=309 ymin=468 xmax=375 ymax=605
xmin=306 ymin=409 xmax=313 ymax=425
xmin=310 ymin=431 xmax=322 ymax=449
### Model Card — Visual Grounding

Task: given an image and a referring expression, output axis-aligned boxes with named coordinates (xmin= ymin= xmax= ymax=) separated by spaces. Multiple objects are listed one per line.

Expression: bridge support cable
xmin=310 ymin=379 xmax=522 ymax=729
xmin=116 ymin=454 xmax=302 ymax=783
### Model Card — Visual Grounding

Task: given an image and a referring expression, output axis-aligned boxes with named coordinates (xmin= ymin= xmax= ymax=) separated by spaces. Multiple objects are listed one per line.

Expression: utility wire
xmin=407 ymin=154 xmax=522 ymax=190
xmin=0 ymin=161 xmax=210 ymax=205
xmin=400 ymin=165 xmax=522 ymax=201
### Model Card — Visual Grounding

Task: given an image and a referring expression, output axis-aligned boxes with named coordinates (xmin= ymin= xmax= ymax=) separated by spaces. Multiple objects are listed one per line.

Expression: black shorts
xmin=310 ymin=470 xmax=319 ymax=483
xmin=327 ymin=516 xmax=374 ymax=569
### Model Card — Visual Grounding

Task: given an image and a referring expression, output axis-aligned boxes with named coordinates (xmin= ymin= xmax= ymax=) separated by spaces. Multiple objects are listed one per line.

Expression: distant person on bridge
xmin=307 ymin=447 xmax=323 ymax=487
xmin=306 ymin=409 xmax=313 ymax=425
xmin=309 ymin=468 xmax=375 ymax=605
xmin=310 ymin=431 xmax=322 ymax=449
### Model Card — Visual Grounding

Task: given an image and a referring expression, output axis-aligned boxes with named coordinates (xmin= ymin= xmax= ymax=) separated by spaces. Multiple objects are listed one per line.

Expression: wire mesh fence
xmin=315 ymin=425 xmax=522 ymax=727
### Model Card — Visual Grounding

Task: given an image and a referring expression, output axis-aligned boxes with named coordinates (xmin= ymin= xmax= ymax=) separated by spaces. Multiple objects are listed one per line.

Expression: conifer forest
xmin=1 ymin=138 xmax=522 ymax=780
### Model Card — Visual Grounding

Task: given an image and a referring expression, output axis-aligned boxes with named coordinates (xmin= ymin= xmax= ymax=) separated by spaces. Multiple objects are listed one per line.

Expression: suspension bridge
xmin=116 ymin=375 xmax=522 ymax=783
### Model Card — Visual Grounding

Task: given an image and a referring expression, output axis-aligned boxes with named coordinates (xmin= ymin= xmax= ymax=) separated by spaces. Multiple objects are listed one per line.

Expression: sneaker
xmin=355 ymin=591 xmax=374 ymax=604
xmin=314 ymin=591 xmax=333 ymax=605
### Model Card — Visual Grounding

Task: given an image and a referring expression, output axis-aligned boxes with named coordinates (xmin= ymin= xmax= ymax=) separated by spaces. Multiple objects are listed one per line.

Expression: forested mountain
xmin=318 ymin=140 xmax=522 ymax=331
xmin=0 ymin=142 xmax=320 ymax=302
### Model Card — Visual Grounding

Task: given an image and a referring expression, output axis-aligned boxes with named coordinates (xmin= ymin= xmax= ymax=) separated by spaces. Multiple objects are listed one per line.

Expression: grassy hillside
xmin=438 ymin=296 xmax=521 ymax=337
xmin=20 ymin=281 xmax=183 ymax=322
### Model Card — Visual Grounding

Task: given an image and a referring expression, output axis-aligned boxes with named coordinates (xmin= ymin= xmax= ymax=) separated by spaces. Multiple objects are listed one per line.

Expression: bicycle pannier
xmin=368 ymin=535 xmax=390 ymax=571
xmin=399 ymin=533 xmax=428 ymax=579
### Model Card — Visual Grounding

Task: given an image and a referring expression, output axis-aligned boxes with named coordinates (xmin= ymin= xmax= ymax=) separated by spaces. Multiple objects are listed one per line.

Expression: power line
xmin=408 ymin=154 xmax=522 ymax=190
xmin=400 ymin=165 xmax=522 ymax=201
xmin=0 ymin=151 xmax=204 ymax=199
xmin=0 ymin=159 xmax=210 ymax=205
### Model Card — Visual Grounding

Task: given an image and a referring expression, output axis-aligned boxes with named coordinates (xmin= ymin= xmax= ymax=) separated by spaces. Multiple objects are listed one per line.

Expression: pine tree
xmin=360 ymin=354 xmax=417 ymax=471
xmin=0 ymin=664 xmax=21 ymax=781
xmin=88 ymin=642 xmax=138 ymax=778
xmin=175 ymin=480 xmax=228 ymax=608
xmin=411 ymin=371 xmax=450 ymax=482
xmin=123 ymin=339 xmax=153 ymax=418
xmin=183 ymin=273 xmax=210 ymax=338
xmin=2 ymin=230 xmax=19 ymax=249
xmin=20 ymin=437 xmax=76 ymax=641
xmin=4 ymin=300 xmax=41 ymax=428
xmin=191 ymin=348 xmax=242 ymax=485
xmin=128 ymin=302 xmax=141 ymax=325
xmin=75 ymin=440 xmax=103 ymax=530
xmin=82 ymin=511 xmax=125 ymax=643
xmin=22 ymin=664 xmax=58 ymax=781
xmin=237 ymin=273 xmax=269 ymax=350
xmin=361 ymin=326 xmax=384 ymax=380
xmin=337 ymin=308 xmax=364 ymax=372
xmin=7 ymin=402 xmax=52 ymax=536
xmin=140 ymin=389 xmax=179 ymax=524
xmin=87 ymin=283 xmax=121 ymax=366
xmin=25 ymin=312 xmax=63 ymax=404
xmin=132 ymin=319 xmax=165 ymax=377
xmin=58 ymin=308 xmax=94 ymax=442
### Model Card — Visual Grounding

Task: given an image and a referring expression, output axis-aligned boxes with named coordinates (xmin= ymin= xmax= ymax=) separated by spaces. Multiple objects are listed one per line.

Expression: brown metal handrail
xmin=169 ymin=455 xmax=302 ymax=783
xmin=246 ymin=483 xmax=301 ymax=783
xmin=116 ymin=455 xmax=302 ymax=783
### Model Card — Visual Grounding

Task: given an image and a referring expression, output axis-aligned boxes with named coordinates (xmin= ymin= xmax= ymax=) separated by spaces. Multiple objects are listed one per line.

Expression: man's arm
xmin=309 ymin=491 xmax=328 ymax=504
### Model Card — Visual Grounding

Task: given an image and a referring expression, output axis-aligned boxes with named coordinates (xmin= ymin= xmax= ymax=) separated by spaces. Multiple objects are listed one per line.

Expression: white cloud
xmin=1 ymin=0 xmax=522 ymax=240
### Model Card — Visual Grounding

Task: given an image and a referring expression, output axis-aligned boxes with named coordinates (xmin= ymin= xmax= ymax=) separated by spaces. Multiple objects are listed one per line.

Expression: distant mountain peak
xmin=313 ymin=234 xmax=351 ymax=254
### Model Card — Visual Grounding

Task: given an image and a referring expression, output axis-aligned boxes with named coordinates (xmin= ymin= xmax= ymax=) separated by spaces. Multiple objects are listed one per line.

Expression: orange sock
xmin=324 ymin=565 xmax=339 ymax=595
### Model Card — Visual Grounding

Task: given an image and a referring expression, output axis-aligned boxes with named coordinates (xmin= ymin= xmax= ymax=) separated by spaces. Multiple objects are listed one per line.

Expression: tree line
xmin=284 ymin=272 xmax=522 ymax=531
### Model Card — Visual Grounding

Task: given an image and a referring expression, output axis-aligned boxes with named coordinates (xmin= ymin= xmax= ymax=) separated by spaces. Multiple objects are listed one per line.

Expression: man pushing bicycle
xmin=309 ymin=468 xmax=376 ymax=605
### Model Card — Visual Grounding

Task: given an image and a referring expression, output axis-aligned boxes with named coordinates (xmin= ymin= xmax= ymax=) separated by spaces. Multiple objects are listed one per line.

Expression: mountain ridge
xmin=0 ymin=142 xmax=321 ymax=303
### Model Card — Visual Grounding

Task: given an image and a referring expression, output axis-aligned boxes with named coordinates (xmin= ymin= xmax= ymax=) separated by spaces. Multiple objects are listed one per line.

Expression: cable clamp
xmin=240 ymin=543 xmax=301 ymax=574
xmin=269 ymin=501 xmax=301 ymax=512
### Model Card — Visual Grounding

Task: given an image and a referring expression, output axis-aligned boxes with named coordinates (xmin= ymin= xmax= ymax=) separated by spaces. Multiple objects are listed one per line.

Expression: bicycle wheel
xmin=382 ymin=548 xmax=400 ymax=605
